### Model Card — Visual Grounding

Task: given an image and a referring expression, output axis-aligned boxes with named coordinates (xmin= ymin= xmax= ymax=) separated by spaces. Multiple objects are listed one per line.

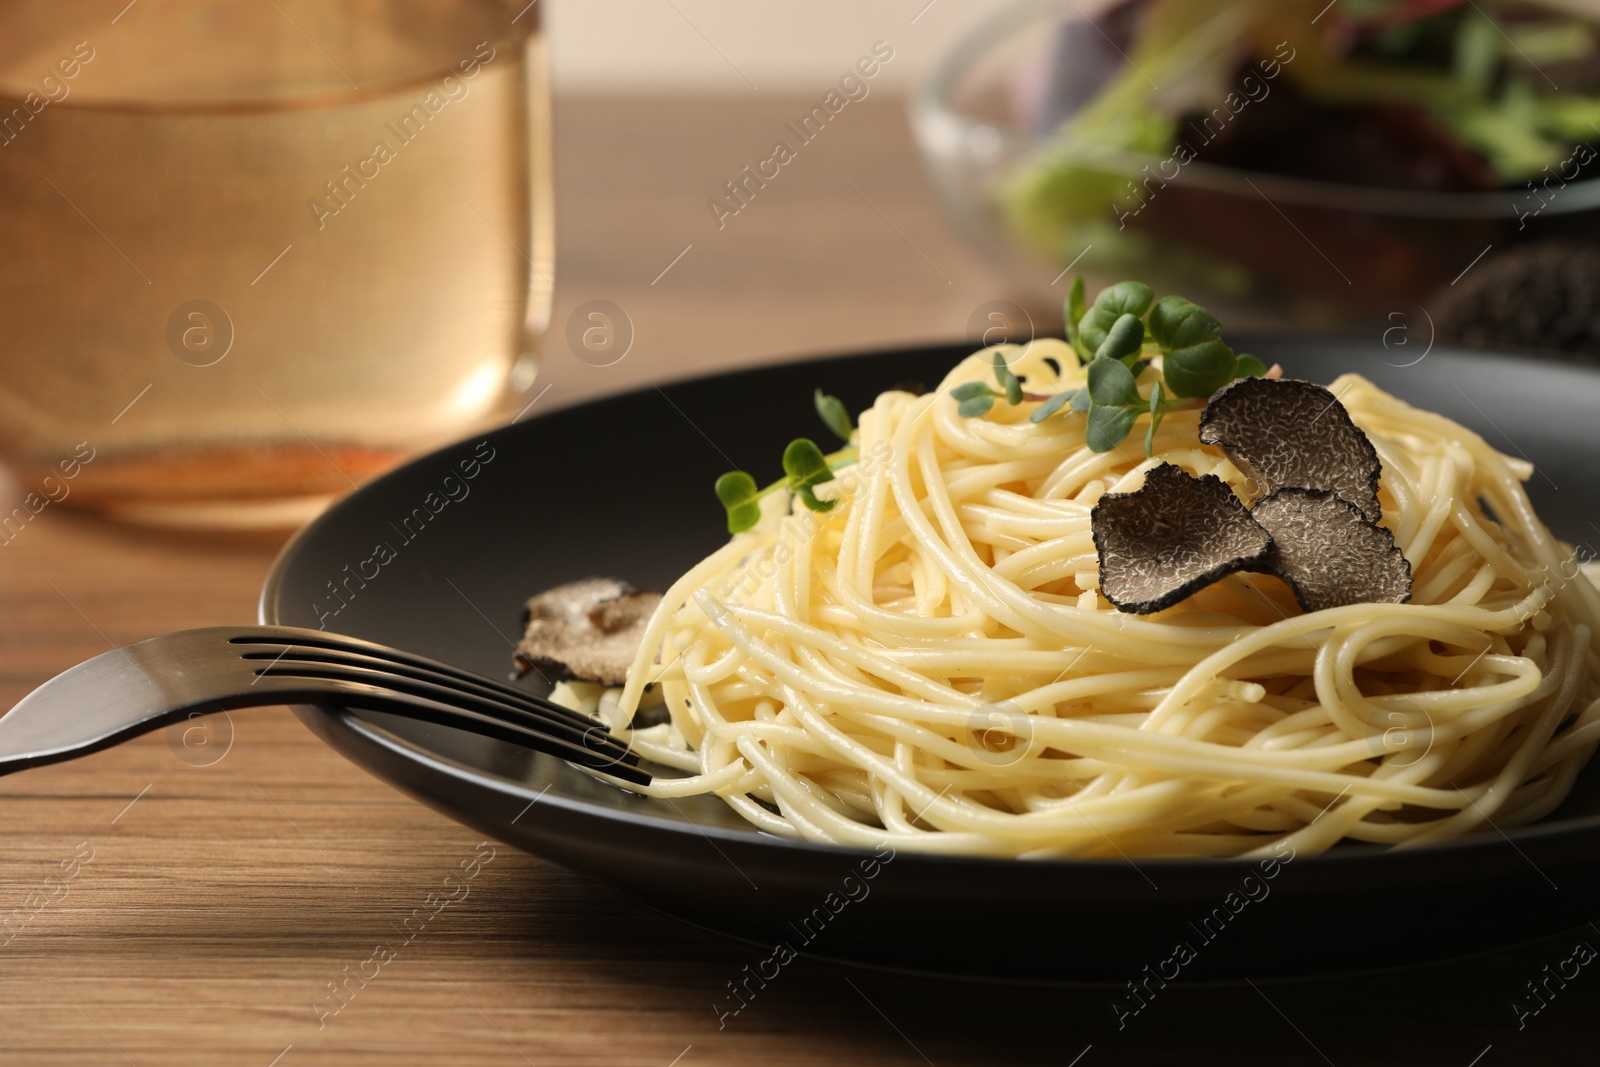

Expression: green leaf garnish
xmin=1066 ymin=276 xmax=1091 ymax=363
xmin=715 ymin=471 xmax=763 ymax=533
xmin=792 ymin=435 xmax=849 ymax=515
xmin=1235 ymin=353 xmax=1269 ymax=378
xmin=992 ymin=352 xmax=1023 ymax=406
xmin=948 ymin=355 xmax=1023 ymax=420
xmin=1067 ymin=355 xmax=1146 ymax=454
xmin=1094 ymin=312 xmax=1145 ymax=366
xmin=1146 ymin=295 xmax=1221 ymax=351
xmin=959 ymin=393 xmax=996 ymax=418
xmin=1163 ymin=339 xmax=1240 ymax=399
xmin=1145 ymin=379 xmax=1165 ymax=456
xmin=713 ymin=432 xmax=858 ymax=531
xmin=1029 ymin=389 xmax=1075 ymax=423
xmin=1078 ymin=281 xmax=1153 ymax=352
xmin=782 ymin=438 xmax=836 ymax=495
xmin=1086 ymin=405 xmax=1138 ymax=454
xmin=814 ymin=389 xmax=854 ymax=442
xmin=1086 ymin=355 xmax=1140 ymax=407
xmin=947 ymin=379 xmax=998 ymax=415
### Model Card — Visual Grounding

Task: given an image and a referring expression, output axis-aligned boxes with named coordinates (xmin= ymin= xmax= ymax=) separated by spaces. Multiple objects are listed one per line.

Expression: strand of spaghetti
xmin=621 ymin=535 xmax=756 ymax=712
xmin=1528 ymin=698 xmax=1600 ymax=771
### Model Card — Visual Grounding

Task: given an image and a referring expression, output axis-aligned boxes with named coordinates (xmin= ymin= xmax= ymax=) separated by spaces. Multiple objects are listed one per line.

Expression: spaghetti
xmin=603 ymin=340 xmax=1600 ymax=858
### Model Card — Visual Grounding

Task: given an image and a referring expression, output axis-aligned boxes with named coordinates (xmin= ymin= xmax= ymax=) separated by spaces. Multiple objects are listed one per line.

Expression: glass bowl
xmin=910 ymin=0 xmax=1600 ymax=323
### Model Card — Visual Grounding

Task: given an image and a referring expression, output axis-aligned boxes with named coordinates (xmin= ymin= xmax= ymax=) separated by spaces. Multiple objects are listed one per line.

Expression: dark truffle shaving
xmin=1091 ymin=464 xmax=1273 ymax=614
xmin=1250 ymin=489 xmax=1412 ymax=613
xmin=515 ymin=577 xmax=662 ymax=687
xmin=1093 ymin=377 xmax=1415 ymax=615
xmin=1198 ymin=376 xmax=1384 ymax=522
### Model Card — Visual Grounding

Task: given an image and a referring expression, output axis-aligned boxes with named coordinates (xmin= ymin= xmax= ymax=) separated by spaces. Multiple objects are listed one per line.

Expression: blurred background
xmin=535 ymin=0 xmax=1020 ymax=410
xmin=545 ymin=0 xmax=1600 ymax=390
xmin=7 ymin=0 xmax=1599 ymax=530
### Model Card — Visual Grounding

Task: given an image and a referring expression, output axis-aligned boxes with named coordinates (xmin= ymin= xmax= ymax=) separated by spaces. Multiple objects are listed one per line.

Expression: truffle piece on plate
xmin=515 ymin=577 xmax=662 ymax=687
xmin=1251 ymin=488 xmax=1412 ymax=613
xmin=1198 ymin=377 xmax=1383 ymax=522
xmin=1091 ymin=463 xmax=1273 ymax=614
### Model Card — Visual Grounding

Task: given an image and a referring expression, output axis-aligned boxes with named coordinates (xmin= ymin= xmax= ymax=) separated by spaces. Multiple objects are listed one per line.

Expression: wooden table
xmin=2 ymin=96 xmax=1596 ymax=1067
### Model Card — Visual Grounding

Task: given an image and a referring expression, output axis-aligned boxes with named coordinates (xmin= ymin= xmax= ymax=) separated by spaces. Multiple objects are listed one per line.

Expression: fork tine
xmin=234 ymin=629 xmax=649 ymax=784
xmin=237 ymin=645 xmax=600 ymax=737
xmin=254 ymin=658 xmax=640 ymax=767
xmin=309 ymin=685 xmax=651 ymax=786
xmin=229 ymin=632 xmax=602 ymax=731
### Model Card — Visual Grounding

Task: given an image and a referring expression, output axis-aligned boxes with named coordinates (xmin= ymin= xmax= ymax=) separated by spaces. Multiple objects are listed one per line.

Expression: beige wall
xmin=546 ymin=0 xmax=1600 ymax=93
xmin=546 ymin=0 xmax=1007 ymax=93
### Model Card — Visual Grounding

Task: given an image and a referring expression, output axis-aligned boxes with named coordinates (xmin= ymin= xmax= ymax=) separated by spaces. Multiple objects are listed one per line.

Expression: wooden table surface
xmin=3 ymin=95 xmax=1598 ymax=1067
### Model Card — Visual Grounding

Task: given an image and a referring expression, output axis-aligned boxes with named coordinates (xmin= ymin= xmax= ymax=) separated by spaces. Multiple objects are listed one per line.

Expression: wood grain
xmin=1 ymin=95 xmax=1595 ymax=1067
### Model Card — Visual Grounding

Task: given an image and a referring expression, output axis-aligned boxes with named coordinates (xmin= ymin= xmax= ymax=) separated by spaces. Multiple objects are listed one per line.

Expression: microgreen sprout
xmin=949 ymin=352 xmax=1027 ymax=417
xmin=965 ymin=277 xmax=1269 ymax=455
xmin=783 ymin=438 xmax=838 ymax=514
xmin=714 ymin=393 xmax=860 ymax=533
xmin=814 ymin=389 xmax=854 ymax=442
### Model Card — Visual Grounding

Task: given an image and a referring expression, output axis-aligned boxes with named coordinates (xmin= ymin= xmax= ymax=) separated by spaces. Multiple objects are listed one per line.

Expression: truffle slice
xmin=1091 ymin=463 xmax=1273 ymax=614
xmin=1198 ymin=377 xmax=1383 ymax=522
xmin=1250 ymin=489 xmax=1412 ymax=613
xmin=515 ymin=577 xmax=662 ymax=686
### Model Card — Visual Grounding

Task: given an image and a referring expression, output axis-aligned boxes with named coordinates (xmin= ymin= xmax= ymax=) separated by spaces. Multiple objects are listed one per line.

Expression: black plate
xmin=262 ymin=339 xmax=1600 ymax=982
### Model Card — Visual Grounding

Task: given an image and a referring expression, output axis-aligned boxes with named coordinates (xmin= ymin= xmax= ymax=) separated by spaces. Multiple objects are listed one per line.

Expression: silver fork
xmin=0 ymin=625 xmax=650 ymax=786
